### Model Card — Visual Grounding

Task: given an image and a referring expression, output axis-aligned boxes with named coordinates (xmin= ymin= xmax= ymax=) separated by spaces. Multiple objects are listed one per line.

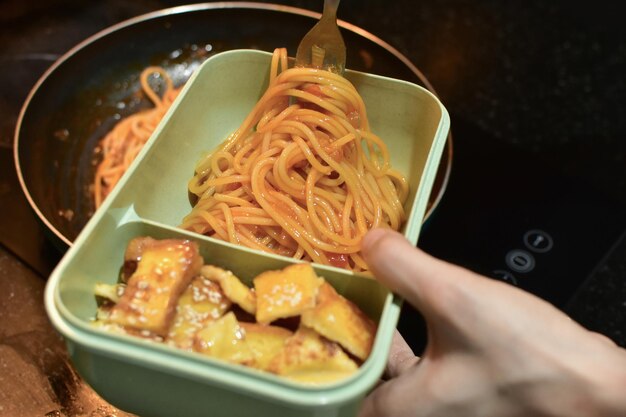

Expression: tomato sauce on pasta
xmin=181 ymin=48 xmax=408 ymax=271
xmin=94 ymin=67 xmax=180 ymax=208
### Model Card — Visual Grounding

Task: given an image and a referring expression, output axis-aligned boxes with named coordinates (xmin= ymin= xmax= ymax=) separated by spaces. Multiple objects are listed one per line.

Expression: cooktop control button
xmin=492 ymin=270 xmax=518 ymax=285
xmin=505 ymin=249 xmax=535 ymax=273
xmin=524 ymin=229 xmax=554 ymax=253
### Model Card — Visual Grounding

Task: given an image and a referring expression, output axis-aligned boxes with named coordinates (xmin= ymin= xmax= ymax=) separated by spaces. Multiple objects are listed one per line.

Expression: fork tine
xmin=295 ymin=0 xmax=345 ymax=74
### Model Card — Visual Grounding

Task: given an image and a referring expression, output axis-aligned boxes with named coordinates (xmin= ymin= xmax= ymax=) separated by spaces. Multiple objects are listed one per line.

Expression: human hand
xmin=358 ymin=229 xmax=626 ymax=417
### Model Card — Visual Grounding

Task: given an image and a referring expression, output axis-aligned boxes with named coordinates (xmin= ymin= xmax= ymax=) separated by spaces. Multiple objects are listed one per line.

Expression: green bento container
xmin=45 ymin=49 xmax=450 ymax=417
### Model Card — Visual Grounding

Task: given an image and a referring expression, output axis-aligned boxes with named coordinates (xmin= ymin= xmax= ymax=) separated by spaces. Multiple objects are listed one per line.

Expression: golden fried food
xmin=201 ymin=265 xmax=257 ymax=315
xmin=107 ymin=239 xmax=202 ymax=335
xmin=167 ymin=274 xmax=232 ymax=350
xmin=194 ymin=312 xmax=255 ymax=366
xmin=94 ymin=237 xmax=377 ymax=385
xmin=123 ymin=236 xmax=158 ymax=263
xmin=268 ymin=326 xmax=359 ymax=384
xmin=301 ymin=281 xmax=376 ymax=361
xmin=254 ymin=263 xmax=323 ymax=325
xmin=240 ymin=323 xmax=293 ymax=371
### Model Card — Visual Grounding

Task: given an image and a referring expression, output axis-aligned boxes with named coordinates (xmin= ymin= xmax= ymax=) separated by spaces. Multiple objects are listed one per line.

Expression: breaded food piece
xmin=123 ymin=236 xmax=157 ymax=262
xmin=301 ymin=281 xmax=377 ymax=361
xmin=268 ymin=326 xmax=358 ymax=384
xmin=167 ymin=274 xmax=232 ymax=350
xmin=91 ymin=319 xmax=164 ymax=343
xmin=201 ymin=265 xmax=256 ymax=315
xmin=94 ymin=282 xmax=126 ymax=303
xmin=240 ymin=322 xmax=293 ymax=371
xmin=107 ymin=239 xmax=203 ymax=336
xmin=92 ymin=319 xmax=131 ymax=336
xmin=254 ymin=263 xmax=323 ymax=325
xmin=194 ymin=312 xmax=255 ymax=366
xmin=121 ymin=236 xmax=158 ymax=281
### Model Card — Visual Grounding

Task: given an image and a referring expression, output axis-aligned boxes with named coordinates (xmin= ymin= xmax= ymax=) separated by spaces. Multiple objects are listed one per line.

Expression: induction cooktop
xmin=398 ymin=116 xmax=626 ymax=353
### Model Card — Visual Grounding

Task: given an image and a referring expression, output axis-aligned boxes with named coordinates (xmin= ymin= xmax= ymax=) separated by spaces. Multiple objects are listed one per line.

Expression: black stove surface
xmin=400 ymin=118 xmax=626 ymax=352
xmin=420 ymin=118 xmax=626 ymax=310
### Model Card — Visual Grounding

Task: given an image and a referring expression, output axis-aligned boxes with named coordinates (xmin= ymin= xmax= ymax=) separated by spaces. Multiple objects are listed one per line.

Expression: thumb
xmin=362 ymin=228 xmax=472 ymax=320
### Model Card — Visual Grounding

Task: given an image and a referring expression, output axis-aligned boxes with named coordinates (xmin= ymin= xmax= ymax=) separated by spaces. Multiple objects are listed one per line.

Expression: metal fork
xmin=295 ymin=0 xmax=346 ymax=74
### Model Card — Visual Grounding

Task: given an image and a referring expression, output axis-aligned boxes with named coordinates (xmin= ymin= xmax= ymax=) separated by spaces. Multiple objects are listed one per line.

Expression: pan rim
xmin=13 ymin=1 xmax=453 ymax=248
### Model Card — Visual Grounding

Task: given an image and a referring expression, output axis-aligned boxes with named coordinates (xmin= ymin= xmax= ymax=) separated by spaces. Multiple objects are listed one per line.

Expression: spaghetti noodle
xmin=93 ymin=66 xmax=180 ymax=208
xmin=181 ymin=48 xmax=408 ymax=271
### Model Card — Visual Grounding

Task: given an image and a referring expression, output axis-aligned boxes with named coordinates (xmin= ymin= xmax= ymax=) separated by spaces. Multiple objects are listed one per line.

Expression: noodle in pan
xmin=94 ymin=67 xmax=180 ymax=208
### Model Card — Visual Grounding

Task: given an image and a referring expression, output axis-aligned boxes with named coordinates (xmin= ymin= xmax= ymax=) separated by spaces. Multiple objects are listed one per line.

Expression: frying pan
xmin=14 ymin=2 xmax=452 ymax=249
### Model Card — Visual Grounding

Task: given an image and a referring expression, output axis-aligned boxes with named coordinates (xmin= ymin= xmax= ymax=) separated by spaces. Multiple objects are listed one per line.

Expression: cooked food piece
xmin=240 ymin=322 xmax=293 ymax=371
xmin=94 ymin=282 xmax=126 ymax=303
xmin=201 ymin=265 xmax=256 ymax=315
xmin=268 ymin=326 xmax=358 ymax=384
xmin=253 ymin=263 xmax=323 ymax=325
xmin=91 ymin=319 xmax=129 ymax=335
xmin=194 ymin=312 xmax=255 ymax=366
xmin=94 ymin=236 xmax=380 ymax=384
xmin=167 ymin=274 xmax=232 ymax=350
xmin=91 ymin=319 xmax=164 ymax=342
xmin=301 ymin=281 xmax=377 ymax=361
xmin=121 ymin=236 xmax=158 ymax=281
xmin=123 ymin=236 xmax=158 ymax=262
xmin=107 ymin=239 xmax=203 ymax=336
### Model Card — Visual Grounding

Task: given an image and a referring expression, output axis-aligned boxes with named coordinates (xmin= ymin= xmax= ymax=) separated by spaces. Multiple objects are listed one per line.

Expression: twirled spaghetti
xmin=181 ymin=48 xmax=408 ymax=271
xmin=94 ymin=66 xmax=180 ymax=208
